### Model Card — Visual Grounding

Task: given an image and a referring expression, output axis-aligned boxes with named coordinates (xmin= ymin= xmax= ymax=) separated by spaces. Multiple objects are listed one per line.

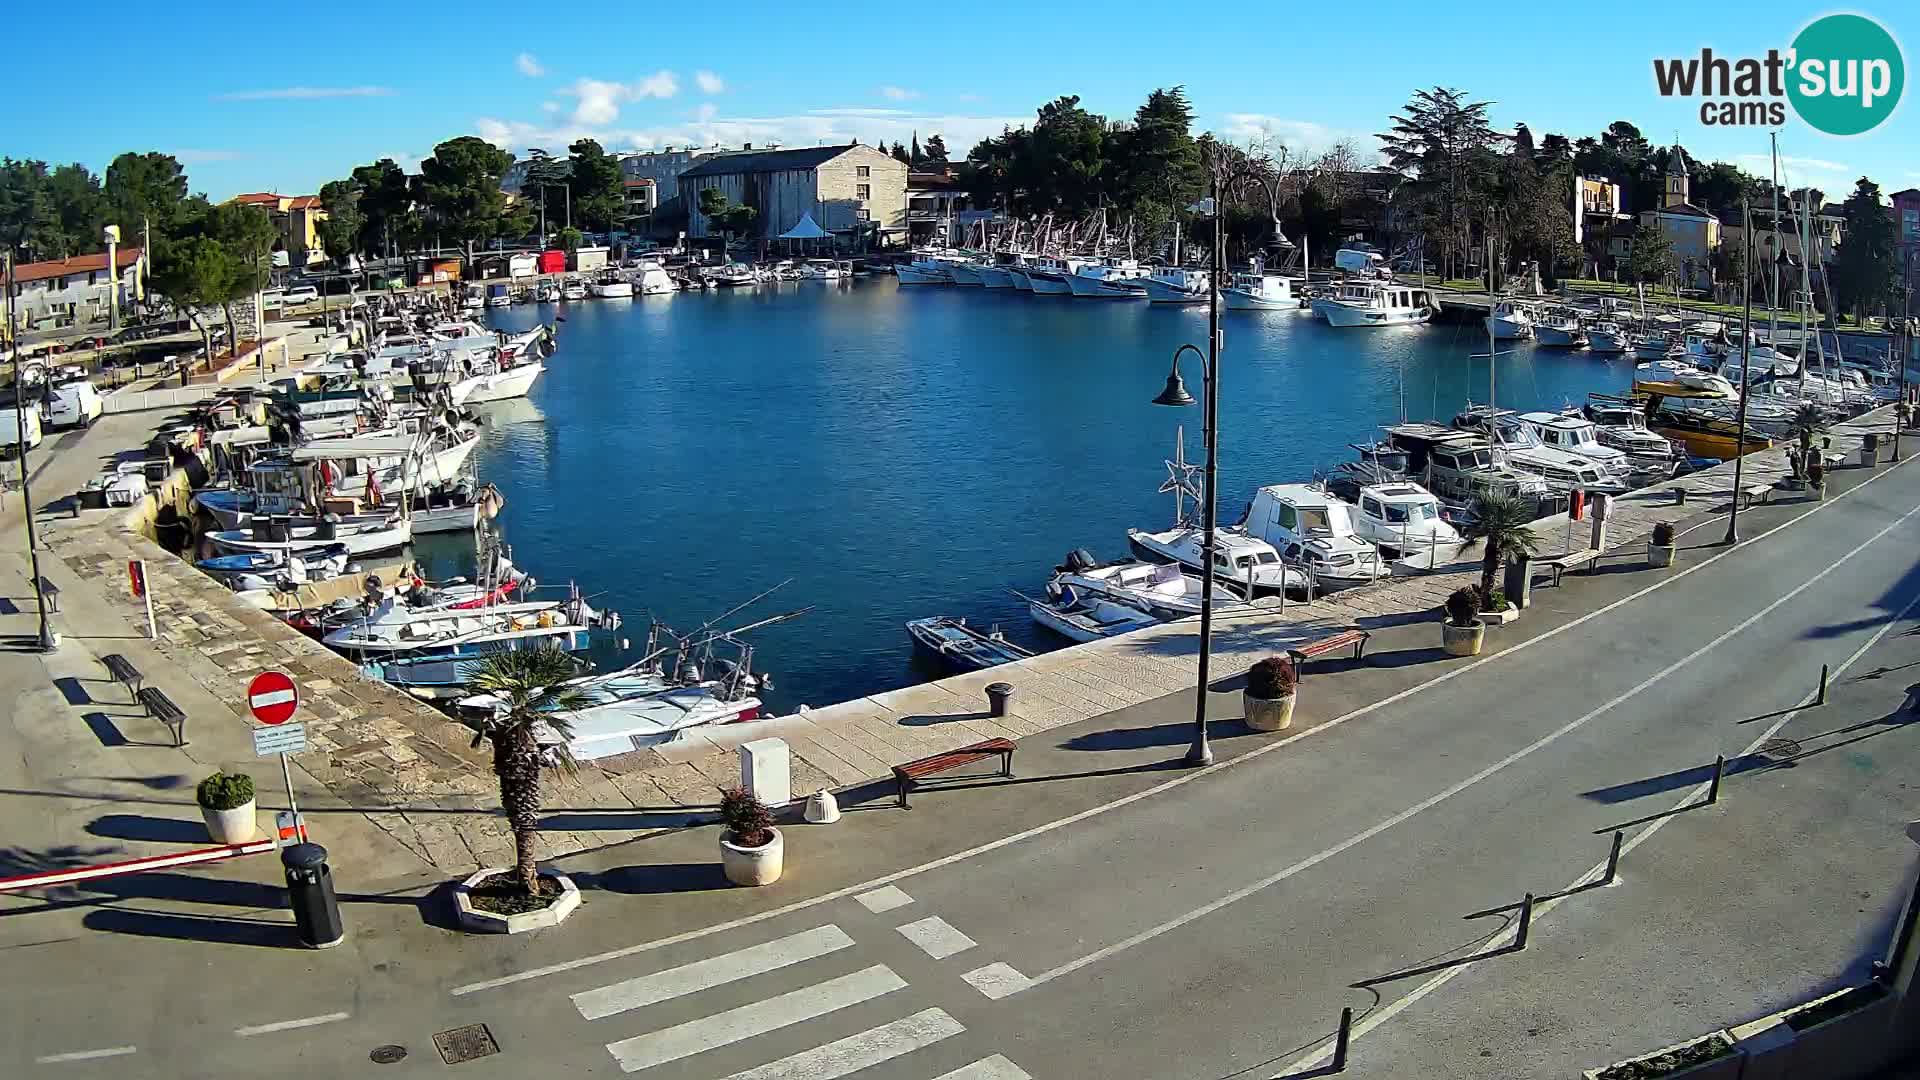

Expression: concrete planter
xmin=453 ymin=868 xmax=581 ymax=934
xmin=1442 ymin=620 xmax=1485 ymax=656
xmin=1243 ymin=691 xmax=1296 ymax=732
xmin=1781 ymin=983 xmax=1893 ymax=1079
xmin=1648 ymin=542 xmax=1676 ymax=568
xmin=1483 ymin=604 xmax=1520 ymax=626
xmin=1582 ymin=1030 xmax=1740 ymax=1080
xmin=1729 ymin=1015 xmax=1795 ymax=1080
xmin=721 ymin=827 xmax=784 ymax=886
xmin=201 ymin=800 xmax=258 ymax=844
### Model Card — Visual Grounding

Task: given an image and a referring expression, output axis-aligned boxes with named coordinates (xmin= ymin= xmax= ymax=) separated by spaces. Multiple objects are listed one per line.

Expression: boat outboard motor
xmin=1062 ymin=549 xmax=1099 ymax=573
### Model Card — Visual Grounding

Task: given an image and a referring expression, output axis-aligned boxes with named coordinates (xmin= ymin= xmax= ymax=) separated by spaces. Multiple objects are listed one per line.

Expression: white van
xmin=0 ymin=407 xmax=43 ymax=455
xmin=44 ymin=381 xmax=103 ymax=429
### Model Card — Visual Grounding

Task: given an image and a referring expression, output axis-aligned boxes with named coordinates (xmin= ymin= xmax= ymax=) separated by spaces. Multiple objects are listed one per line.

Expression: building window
xmin=857 ymin=165 xmax=870 ymax=178
xmin=855 ymin=208 xmax=870 ymax=222
xmin=856 ymin=184 xmax=870 ymax=200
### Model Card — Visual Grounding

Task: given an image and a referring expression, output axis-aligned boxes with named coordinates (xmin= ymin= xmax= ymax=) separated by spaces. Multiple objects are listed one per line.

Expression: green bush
xmin=196 ymin=771 xmax=255 ymax=811
xmin=1652 ymin=522 xmax=1676 ymax=546
xmin=1246 ymin=656 xmax=1297 ymax=699
xmin=1446 ymin=586 xmax=1481 ymax=627
xmin=720 ymin=787 xmax=775 ymax=848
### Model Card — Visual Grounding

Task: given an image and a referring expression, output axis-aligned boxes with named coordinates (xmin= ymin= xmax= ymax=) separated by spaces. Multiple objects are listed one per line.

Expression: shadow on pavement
xmin=82 ymin=907 xmax=292 ymax=949
xmin=1062 ymin=718 xmax=1259 ymax=752
xmin=897 ymin=710 xmax=991 ymax=728
xmin=1579 ymin=753 xmax=1775 ymax=805
xmin=53 ymin=677 xmax=92 ymax=707
xmin=1357 ymin=646 xmax=1453 ymax=670
xmin=81 ymin=711 xmax=130 ymax=747
xmin=542 ymin=810 xmax=716 ymax=831
xmin=574 ymin=863 xmax=730 ymax=894
xmin=86 ymin=814 xmax=209 ymax=844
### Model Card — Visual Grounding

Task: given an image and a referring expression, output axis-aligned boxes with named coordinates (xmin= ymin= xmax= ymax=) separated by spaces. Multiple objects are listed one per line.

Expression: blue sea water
xmin=458 ymin=281 xmax=1637 ymax=712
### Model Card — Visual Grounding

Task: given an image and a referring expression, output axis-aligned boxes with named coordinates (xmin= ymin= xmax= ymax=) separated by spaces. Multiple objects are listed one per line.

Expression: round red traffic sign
xmin=247 ymin=671 xmax=299 ymax=725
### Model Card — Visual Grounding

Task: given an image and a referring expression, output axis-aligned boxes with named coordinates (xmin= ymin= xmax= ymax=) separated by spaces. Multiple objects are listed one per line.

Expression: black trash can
xmin=986 ymin=682 xmax=1015 ymax=719
xmin=281 ymin=843 xmax=345 ymax=949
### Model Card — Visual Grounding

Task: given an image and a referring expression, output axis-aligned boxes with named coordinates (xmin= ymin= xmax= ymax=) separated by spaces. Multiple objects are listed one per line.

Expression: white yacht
xmin=1241 ymin=483 xmax=1386 ymax=587
xmin=631 ymin=261 xmax=676 ymax=294
xmin=1065 ymin=258 xmax=1150 ymax=299
xmin=1581 ymin=399 xmax=1679 ymax=477
xmin=1142 ymin=267 xmax=1211 ymax=305
xmin=1320 ymin=281 xmax=1435 ymax=327
xmin=1346 ymin=482 xmax=1464 ymax=561
xmin=1126 ymin=524 xmax=1307 ymax=595
xmin=560 ymin=279 xmax=588 ymax=301
xmin=1517 ymin=411 xmax=1632 ymax=479
xmin=1453 ymin=406 xmax=1628 ymax=494
xmin=449 ymin=353 xmax=544 ymax=406
xmin=590 ymin=273 xmax=633 ymax=298
xmin=1222 ymin=270 xmax=1299 ymax=310
xmin=1028 ymin=588 xmax=1160 ymax=643
xmin=1485 ymin=300 xmax=1535 ymax=340
xmin=1587 ymin=322 xmax=1629 ymax=354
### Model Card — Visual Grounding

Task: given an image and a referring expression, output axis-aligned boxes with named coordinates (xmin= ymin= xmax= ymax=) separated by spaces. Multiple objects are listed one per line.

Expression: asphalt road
xmin=4 ymin=449 xmax=1920 ymax=1079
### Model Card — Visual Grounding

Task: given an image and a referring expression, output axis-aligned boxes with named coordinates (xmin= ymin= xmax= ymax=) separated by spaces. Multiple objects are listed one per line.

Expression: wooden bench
xmin=1823 ymin=451 xmax=1847 ymax=471
xmin=893 ymin=738 xmax=1015 ymax=808
xmin=136 ymin=686 xmax=187 ymax=748
xmin=1739 ymin=483 xmax=1772 ymax=509
xmin=1286 ymin=628 xmax=1372 ymax=677
xmin=34 ymin=575 xmax=60 ymax=614
xmin=1535 ymin=548 xmax=1601 ymax=587
xmin=101 ymin=654 xmax=144 ymax=700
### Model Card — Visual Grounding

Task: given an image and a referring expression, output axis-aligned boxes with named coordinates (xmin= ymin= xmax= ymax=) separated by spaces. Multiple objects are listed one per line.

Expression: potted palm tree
xmin=196 ymin=771 xmax=257 ymax=844
xmin=720 ymin=787 xmax=783 ymax=886
xmin=1648 ymin=521 xmax=1677 ymax=568
xmin=1243 ymin=655 xmax=1297 ymax=732
xmin=1442 ymin=586 xmax=1485 ymax=656
xmin=1470 ymin=490 xmax=1540 ymax=615
xmin=453 ymin=649 xmax=590 ymax=934
xmin=1785 ymin=403 xmax=1826 ymax=489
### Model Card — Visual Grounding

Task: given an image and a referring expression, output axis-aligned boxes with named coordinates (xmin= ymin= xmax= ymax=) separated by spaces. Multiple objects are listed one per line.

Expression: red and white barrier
xmin=0 ymin=839 xmax=277 ymax=893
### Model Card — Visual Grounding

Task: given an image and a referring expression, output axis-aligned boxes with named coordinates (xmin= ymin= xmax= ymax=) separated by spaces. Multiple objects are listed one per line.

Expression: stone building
xmin=1635 ymin=144 xmax=1721 ymax=292
xmin=677 ymin=144 xmax=906 ymax=246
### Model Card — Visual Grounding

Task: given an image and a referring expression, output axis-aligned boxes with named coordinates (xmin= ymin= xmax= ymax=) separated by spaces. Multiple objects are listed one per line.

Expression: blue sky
xmin=9 ymin=2 xmax=1916 ymax=203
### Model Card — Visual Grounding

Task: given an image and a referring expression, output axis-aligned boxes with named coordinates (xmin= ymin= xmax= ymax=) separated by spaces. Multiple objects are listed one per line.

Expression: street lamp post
xmin=1725 ymin=198 xmax=1754 ymax=546
xmin=1151 ymin=174 xmax=1225 ymax=768
xmin=3 ymin=251 xmax=55 ymax=652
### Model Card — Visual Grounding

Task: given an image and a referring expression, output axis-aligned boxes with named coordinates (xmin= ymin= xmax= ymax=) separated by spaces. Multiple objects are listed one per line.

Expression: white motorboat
xmin=1452 ymin=405 xmax=1628 ymax=494
xmin=535 ymin=282 xmax=561 ymax=303
xmin=323 ymin=596 xmax=588 ymax=656
xmin=1587 ymin=322 xmax=1629 ymax=354
xmin=449 ymin=354 xmax=544 ymax=406
xmin=709 ymin=263 xmax=758 ymax=287
xmin=1485 ymin=300 xmax=1535 ymax=340
xmin=633 ymin=261 xmax=676 ymax=294
xmin=1222 ymin=270 xmax=1299 ymax=310
xmin=1028 ymin=588 xmax=1160 ymax=643
xmin=458 ymin=670 xmax=761 ymax=759
xmin=209 ymin=513 xmax=413 ymax=558
xmin=1024 ymin=255 xmax=1091 ymax=295
xmin=1531 ymin=310 xmax=1587 ymax=347
xmin=196 ymin=542 xmax=351 ymax=592
xmin=591 ymin=276 xmax=634 ymax=299
xmin=1065 ymin=258 xmax=1150 ymax=299
xmin=1517 ymin=411 xmax=1632 ymax=480
xmin=1344 ymin=482 xmax=1463 ymax=561
xmin=1241 ymin=483 xmax=1386 ymax=587
xmin=1581 ymin=399 xmax=1679 ymax=477
xmin=798 ymin=258 xmax=848 ymax=281
xmin=1387 ymin=423 xmax=1553 ymax=509
xmin=1320 ymin=281 xmax=1434 ymax=327
xmin=1143 ymin=267 xmax=1210 ymax=304
xmin=1127 ymin=524 xmax=1308 ymax=595
xmin=1048 ymin=550 xmax=1243 ymax=620
xmin=561 ymin=280 xmax=588 ymax=301
xmin=1631 ymin=332 xmax=1675 ymax=360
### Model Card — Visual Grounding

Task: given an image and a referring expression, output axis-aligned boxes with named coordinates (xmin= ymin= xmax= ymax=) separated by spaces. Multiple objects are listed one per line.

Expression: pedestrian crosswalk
xmin=568 ymin=918 xmax=1033 ymax=1078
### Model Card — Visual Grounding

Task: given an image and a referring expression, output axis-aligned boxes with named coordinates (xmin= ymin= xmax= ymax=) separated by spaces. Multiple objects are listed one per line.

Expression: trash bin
xmin=1863 ymin=432 xmax=1880 ymax=467
xmin=986 ymin=682 xmax=1015 ymax=719
xmin=1504 ymin=554 xmax=1534 ymax=611
xmin=281 ymin=843 xmax=345 ymax=949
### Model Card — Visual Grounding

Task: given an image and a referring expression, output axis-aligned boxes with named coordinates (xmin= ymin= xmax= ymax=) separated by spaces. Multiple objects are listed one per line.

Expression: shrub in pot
xmin=1808 ymin=461 xmax=1826 ymax=497
xmin=719 ymin=787 xmax=784 ymax=886
xmin=1243 ymin=655 xmax=1298 ymax=732
xmin=1441 ymin=586 xmax=1485 ymax=657
xmin=197 ymin=770 xmax=258 ymax=844
xmin=1648 ymin=521 xmax=1677 ymax=568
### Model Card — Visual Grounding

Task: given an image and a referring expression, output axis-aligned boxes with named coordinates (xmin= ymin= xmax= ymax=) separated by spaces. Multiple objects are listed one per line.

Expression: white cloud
xmin=516 ymin=52 xmax=545 ymax=77
xmin=635 ymin=71 xmax=679 ymax=98
xmin=693 ymin=103 xmax=719 ymax=123
xmin=170 ymin=149 xmax=243 ymax=163
xmin=880 ymin=86 xmax=920 ymax=101
xmin=809 ymin=107 xmax=915 ymax=118
xmin=216 ymin=86 xmax=392 ymax=101
xmin=472 ymin=106 xmax=1023 ymax=162
xmin=540 ymin=101 xmax=560 ymax=114
xmin=1219 ymin=114 xmax=1376 ymax=163
xmin=557 ymin=71 xmax=681 ymax=126
xmin=695 ymin=70 xmax=726 ymax=94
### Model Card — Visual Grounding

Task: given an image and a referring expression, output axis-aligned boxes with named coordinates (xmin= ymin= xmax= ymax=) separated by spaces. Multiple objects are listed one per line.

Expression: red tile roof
xmin=231 ymin=192 xmax=284 ymax=206
xmin=286 ymin=195 xmax=322 ymax=211
xmin=11 ymin=248 xmax=144 ymax=286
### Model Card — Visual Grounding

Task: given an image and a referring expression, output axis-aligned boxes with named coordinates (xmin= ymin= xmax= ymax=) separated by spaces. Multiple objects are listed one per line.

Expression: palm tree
xmin=1469 ymin=490 xmax=1542 ymax=601
xmin=466 ymin=649 xmax=590 ymax=895
xmin=1787 ymin=402 xmax=1826 ymax=478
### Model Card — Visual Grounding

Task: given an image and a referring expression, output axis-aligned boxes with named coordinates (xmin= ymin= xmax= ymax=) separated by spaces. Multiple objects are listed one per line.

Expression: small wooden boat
xmin=906 ymin=616 xmax=1033 ymax=673
xmin=1027 ymin=588 xmax=1159 ymax=643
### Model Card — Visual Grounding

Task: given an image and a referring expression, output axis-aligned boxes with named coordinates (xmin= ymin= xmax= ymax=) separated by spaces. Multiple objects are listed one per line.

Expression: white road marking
xmin=961 ymin=962 xmax=1033 ymax=1000
xmin=716 ymin=1007 xmax=963 ymax=1080
xmin=1022 ymin=496 xmax=1920 ymax=995
xmin=896 ymin=915 xmax=977 ymax=959
xmin=573 ymin=925 xmax=855 ymax=1020
xmin=233 ymin=1011 xmax=350 ymax=1037
xmin=934 ymin=1055 xmax=1036 ymax=1080
xmin=34 ymin=1047 xmax=137 ymax=1064
xmin=605 ymin=964 xmax=906 ymax=1073
xmin=854 ymin=885 xmax=914 ymax=913
xmin=1277 ymin=529 xmax=1920 ymax=1076
xmin=450 ymin=456 xmax=1912 ymax=998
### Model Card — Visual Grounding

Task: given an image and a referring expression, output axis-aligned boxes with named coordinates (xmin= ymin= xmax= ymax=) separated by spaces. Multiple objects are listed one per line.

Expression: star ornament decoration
xmin=1158 ymin=434 xmax=1204 ymax=505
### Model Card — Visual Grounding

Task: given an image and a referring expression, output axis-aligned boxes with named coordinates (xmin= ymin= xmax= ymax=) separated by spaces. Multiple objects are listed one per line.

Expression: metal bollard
xmin=1602 ymin=830 xmax=1623 ymax=886
xmin=1816 ymin=663 xmax=1830 ymax=706
xmin=281 ymin=842 xmax=345 ymax=948
xmin=1331 ymin=1006 xmax=1352 ymax=1071
xmin=985 ymin=682 xmax=1014 ymax=719
xmin=1706 ymin=755 xmax=1726 ymax=805
xmin=1515 ymin=892 xmax=1535 ymax=949
xmin=1673 ymin=487 xmax=1687 ymax=506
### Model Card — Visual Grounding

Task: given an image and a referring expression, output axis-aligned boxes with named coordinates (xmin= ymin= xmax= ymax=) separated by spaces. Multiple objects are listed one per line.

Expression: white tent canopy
xmin=779 ymin=213 xmax=831 ymax=240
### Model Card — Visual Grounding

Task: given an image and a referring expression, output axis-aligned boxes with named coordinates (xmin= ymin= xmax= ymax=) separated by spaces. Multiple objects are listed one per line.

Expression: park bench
xmin=1286 ymin=629 xmax=1372 ymax=678
xmin=34 ymin=576 xmax=60 ymax=614
xmin=136 ymin=686 xmax=187 ymax=748
xmin=1534 ymin=548 xmax=1601 ymax=588
xmin=1739 ymin=484 xmax=1772 ymax=509
xmin=100 ymin=654 xmax=144 ymax=700
xmin=1822 ymin=451 xmax=1847 ymax=471
xmin=893 ymin=738 xmax=1015 ymax=808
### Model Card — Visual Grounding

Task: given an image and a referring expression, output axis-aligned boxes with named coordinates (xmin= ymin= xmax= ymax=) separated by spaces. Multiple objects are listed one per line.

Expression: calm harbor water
xmin=462 ymin=281 xmax=1638 ymax=712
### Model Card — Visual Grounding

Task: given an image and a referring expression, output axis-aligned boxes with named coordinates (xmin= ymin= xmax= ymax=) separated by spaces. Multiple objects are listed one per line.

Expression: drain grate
xmin=1759 ymin=737 xmax=1803 ymax=760
xmin=434 ymin=1024 xmax=500 ymax=1065
xmin=369 ymin=1045 xmax=408 ymax=1065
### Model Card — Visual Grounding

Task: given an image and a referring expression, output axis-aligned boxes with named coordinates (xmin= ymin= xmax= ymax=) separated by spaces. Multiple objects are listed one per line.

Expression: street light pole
xmin=1190 ymin=175 xmax=1225 ymax=768
xmin=3 ymin=251 xmax=54 ymax=652
xmin=1725 ymin=198 xmax=1753 ymax=546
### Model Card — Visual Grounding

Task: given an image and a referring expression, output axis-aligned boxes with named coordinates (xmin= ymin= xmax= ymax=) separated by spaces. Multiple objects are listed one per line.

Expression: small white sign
xmin=252 ymin=722 xmax=308 ymax=757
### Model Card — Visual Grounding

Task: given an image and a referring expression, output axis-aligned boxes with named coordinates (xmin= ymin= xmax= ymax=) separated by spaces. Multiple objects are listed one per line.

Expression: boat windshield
xmin=1494 ymin=420 xmax=1542 ymax=448
xmin=1383 ymin=500 xmax=1437 ymax=524
xmin=1298 ymin=507 xmax=1333 ymax=535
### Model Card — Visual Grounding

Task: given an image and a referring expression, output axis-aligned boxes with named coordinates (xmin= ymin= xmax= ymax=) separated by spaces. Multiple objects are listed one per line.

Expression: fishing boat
xmin=1485 ymin=300 xmax=1535 ymax=340
xmin=197 ymin=542 xmax=350 ymax=592
xmin=448 ymin=352 xmax=544 ymax=406
xmin=1142 ymin=267 xmax=1210 ymax=304
xmin=208 ymin=513 xmax=414 ymax=558
xmin=1342 ymin=482 xmax=1464 ymax=561
xmin=323 ymin=594 xmax=602 ymax=657
xmin=1586 ymin=322 xmax=1629 ymax=354
xmin=1531 ymin=309 xmax=1587 ymax=347
xmin=1320 ymin=281 xmax=1435 ymax=327
xmin=455 ymin=650 xmax=764 ymax=758
xmin=906 ymin=616 xmax=1034 ymax=672
xmin=894 ymin=253 xmax=951 ymax=285
xmin=1222 ymin=270 xmax=1298 ymax=310
xmin=709 ymin=263 xmax=758 ymax=287
xmin=946 ymin=259 xmax=986 ymax=286
xmin=1027 ymin=587 xmax=1159 ymax=643
xmin=1024 ymin=255 xmax=1091 ymax=295
xmin=1047 ymin=550 xmax=1240 ymax=620
xmin=1241 ymin=483 xmax=1386 ymax=587
xmin=1065 ymin=258 xmax=1150 ymax=299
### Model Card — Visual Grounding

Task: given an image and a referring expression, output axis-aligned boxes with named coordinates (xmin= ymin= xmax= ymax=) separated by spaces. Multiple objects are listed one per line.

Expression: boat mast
xmin=1769 ymin=132 xmax=1781 ymax=345
xmin=1487 ymin=224 xmax=1497 ymax=410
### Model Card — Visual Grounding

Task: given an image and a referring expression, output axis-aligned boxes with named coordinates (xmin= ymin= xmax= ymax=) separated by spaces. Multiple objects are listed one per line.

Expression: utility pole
xmin=1726 ymin=198 xmax=1754 ymax=545
xmin=4 ymin=251 xmax=55 ymax=652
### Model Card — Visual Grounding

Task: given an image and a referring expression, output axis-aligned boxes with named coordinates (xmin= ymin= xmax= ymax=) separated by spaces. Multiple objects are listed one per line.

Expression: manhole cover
xmin=434 ymin=1024 xmax=500 ymax=1065
xmin=1760 ymin=737 xmax=1803 ymax=759
xmin=369 ymin=1045 xmax=408 ymax=1065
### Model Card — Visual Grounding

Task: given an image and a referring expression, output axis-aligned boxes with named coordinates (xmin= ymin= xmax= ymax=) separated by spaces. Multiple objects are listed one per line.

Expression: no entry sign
xmin=247 ymin=671 xmax=299 ymax=725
